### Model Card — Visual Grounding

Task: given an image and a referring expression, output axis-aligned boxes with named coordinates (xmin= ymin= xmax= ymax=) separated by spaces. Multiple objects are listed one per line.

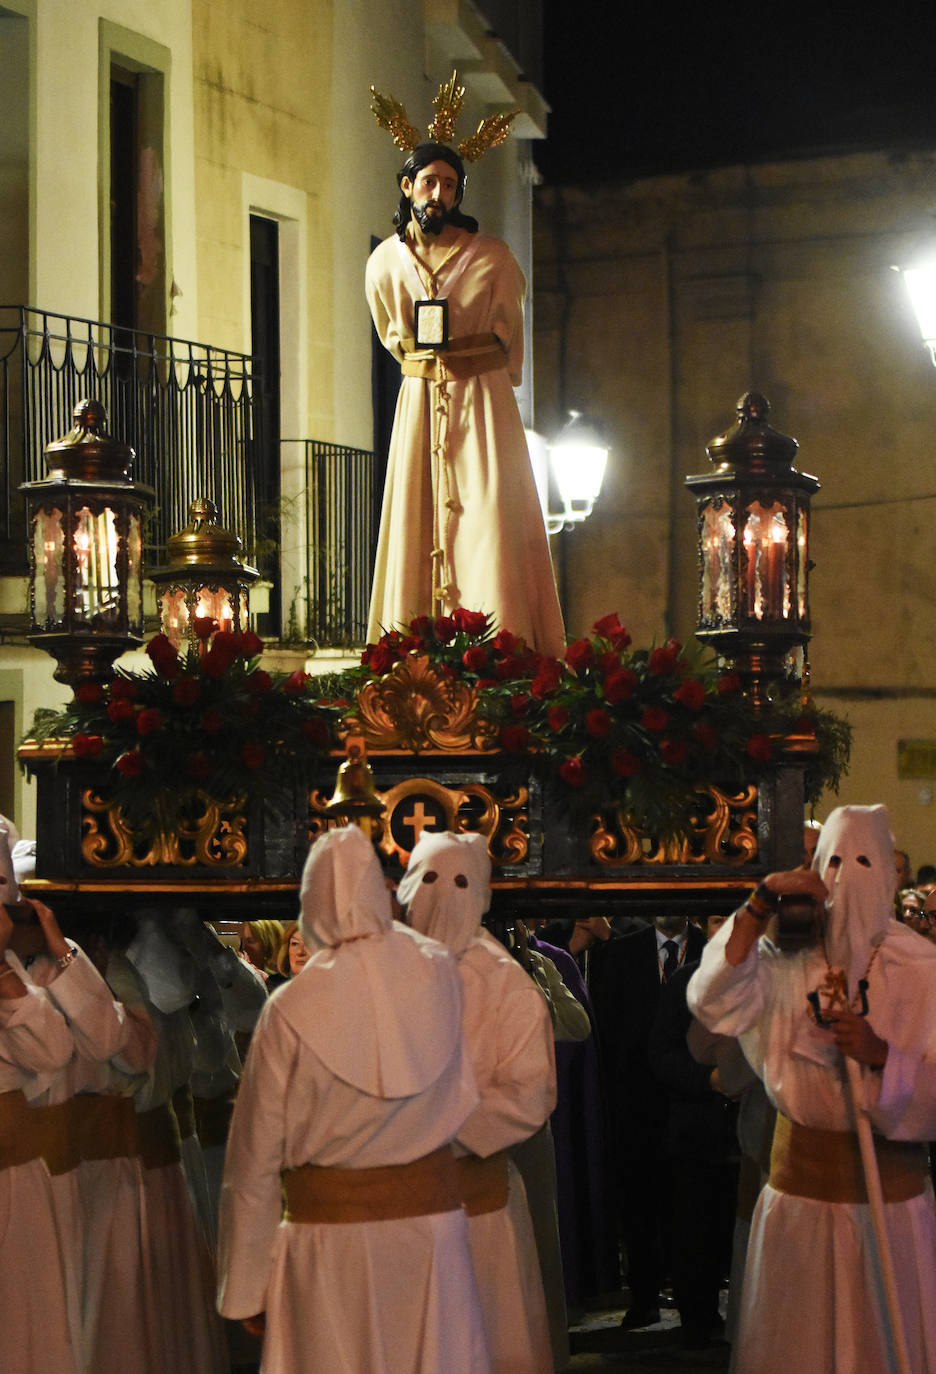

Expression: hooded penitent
xmin=398 ymin=830 xmax=492 ymax=959
xmin=812 ymin=804 xmax=896 ymax=995
xmin=0 ymin=813 xmax=22 ymax=905
xmin=285 ymin=823 xmax=463 ymax=1099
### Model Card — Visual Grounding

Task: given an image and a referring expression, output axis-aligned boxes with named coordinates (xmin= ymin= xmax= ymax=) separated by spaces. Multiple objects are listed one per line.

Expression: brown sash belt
xmin=401 ymin=332 xmax=507 ymax=382
xmin=282 ymin=1146 xmax=460 ymax=1224
xmin=70 ymin=1094 xmax=138 ymax=1162
xmin=769 ymin=1113 xmax=928 ymax=1204
xmin=136 ymin=1103 xmax=183 ymax=1171
xmin=456 ymin=1150 xmax=510 ymax=1217
xmin=0 ymin=1090 xmax=52 ymax=1170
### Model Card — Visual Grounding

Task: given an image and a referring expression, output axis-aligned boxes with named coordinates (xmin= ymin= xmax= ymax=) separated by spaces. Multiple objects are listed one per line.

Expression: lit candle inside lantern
xmin=767 ymin=519 xmax=787 ymax=617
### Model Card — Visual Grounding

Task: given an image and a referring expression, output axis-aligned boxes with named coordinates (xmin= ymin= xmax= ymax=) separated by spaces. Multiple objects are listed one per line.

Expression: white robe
xmin=687 ymin=915 xmax=936 ymax=1374
xmin=365 ymin=231 xmax=565 ymax=656
xmin=0 ymin=977 xmax=78 ymax=1374
xmin=217 ymin=981 xmax=491 ymax=1374
xmin=456 ymin=935 xmax=556 ymax=1374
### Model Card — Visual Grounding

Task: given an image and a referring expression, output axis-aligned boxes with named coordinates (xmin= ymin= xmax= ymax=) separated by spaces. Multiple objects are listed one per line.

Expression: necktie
xmin=662 ymin=940 xmax=679 ymax=981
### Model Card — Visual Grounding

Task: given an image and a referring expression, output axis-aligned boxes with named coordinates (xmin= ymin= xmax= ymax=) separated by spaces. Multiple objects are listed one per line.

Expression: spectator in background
xmin=273 ymin=921 xmax=310 ymax=981
xmin=238 ymin=919 xmax=284 ymax=983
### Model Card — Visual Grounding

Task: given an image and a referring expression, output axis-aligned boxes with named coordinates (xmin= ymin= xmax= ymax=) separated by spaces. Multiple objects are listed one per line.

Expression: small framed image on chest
xmin=414 ymin=299 xmax=448 ymax=349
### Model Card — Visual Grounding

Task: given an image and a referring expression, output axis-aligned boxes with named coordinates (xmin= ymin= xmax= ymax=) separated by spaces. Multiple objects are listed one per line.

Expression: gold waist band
xmin=769 ymin=1113 xmax=928 ymax=1204
xmin=456 ymin=1150 xmax=509 ymax=1217
xmin=136 ymin=1103 xmax=182 ymax=1171
xmin=401 ymin=332 xmax=506 ymax=381
xmin=282 ymin=1146 xmax=460 ymax=1224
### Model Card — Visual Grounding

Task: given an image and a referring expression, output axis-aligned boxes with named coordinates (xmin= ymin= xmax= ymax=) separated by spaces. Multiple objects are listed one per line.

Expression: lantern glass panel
xmin=797 ymin=507 xmax=808 ymax=620
xmin=160 ymin=587 xmax=190 ymax=647
xmin=127 ymin=512 xmax=143 ymax=628
xmin=701 ymin=501 xmax=736 ymax=623
xmin=74 ymin=505 xmax=121 ymax=627
xmin=34 ymin=507 xmax=66 ymax=626
xmin=196 ymin=585 xmax=236 ymax=630
xmin=743 ymin=501 xmax=790 ymax=620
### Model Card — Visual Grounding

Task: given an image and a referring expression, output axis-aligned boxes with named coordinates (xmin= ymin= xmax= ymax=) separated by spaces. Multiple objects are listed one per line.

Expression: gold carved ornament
xmin=370 ymin=69 xmax=518 ymax=163
xmin=590 ymin=785 xmax=759 ymax=867
xmin=340 ymin=654 xmax=500 ymax=753
xmin=81 ymin=788 xmax=248 ymax=868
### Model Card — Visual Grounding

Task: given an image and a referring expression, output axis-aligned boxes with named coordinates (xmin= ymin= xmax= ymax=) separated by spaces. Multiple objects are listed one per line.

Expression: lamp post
xmin=149 ymin=497 xmax=259 ymax=653
xmin=685 ymin=392 xmax=819 ymax=712
xmin=893 ymin=248 xmax=936 ymax=365
xmin=527 ymin=411 xmax=609 ymax=535
xmin=21 ymin=398 xmax=154 ymax=688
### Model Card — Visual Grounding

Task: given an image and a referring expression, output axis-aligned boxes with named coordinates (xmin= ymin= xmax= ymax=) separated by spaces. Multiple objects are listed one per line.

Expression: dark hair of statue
xmin=393 ymin=141 xmax=479 ymax=238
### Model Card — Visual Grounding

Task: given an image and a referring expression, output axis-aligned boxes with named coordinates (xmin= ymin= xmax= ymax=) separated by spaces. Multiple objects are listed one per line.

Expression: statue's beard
xmin=412 ymin=201 xmax=449 ymax=235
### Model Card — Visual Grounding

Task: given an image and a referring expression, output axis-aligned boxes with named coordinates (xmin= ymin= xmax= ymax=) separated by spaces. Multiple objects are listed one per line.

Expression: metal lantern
xmin=150 ymin=497 xmax=259 ymax=652
xmin=21 ymin=398 xmax=155 ymax=687
xmin=685 ymin=392 xmax=820 ymax=711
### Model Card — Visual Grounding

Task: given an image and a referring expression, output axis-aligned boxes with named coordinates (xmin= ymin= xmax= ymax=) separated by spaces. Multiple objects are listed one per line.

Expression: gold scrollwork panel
xmin=590 ymin=785 xmax=758 ymax=868
xmin=81 ymin=789 xmax=248 ymax=868
xmin=340 ymin=655 xmax=500 ymax=753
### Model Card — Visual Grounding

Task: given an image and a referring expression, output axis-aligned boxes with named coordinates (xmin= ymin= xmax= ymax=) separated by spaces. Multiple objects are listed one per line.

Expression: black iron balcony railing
xmin=0 ymin=306 xmax=263 ymax=572
xmin=282 ymin=439 xmax=376 ymax=648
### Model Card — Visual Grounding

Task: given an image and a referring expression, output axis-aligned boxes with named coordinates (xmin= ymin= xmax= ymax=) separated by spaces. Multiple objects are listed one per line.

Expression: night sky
xmin=537 ymin=5 xmax=936 ymax=185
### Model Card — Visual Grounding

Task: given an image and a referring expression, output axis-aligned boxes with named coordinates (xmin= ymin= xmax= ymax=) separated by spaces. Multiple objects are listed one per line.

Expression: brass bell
xmin=323 ymin=747 xmax=386 ymax=821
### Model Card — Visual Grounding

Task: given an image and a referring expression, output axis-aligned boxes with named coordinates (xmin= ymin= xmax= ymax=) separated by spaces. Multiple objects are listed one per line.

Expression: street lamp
xmin=527 ymin=411 xmax=610 ymax=535
xmin=149 ymin=497 xmax=260 ymax=652
xmin=685 ymin=392 xmax=819 ymax=712
xmin=21 ymin=398 xmax=154 ymax=687
xmin=893 ymin=249 xmax=936 ymax=366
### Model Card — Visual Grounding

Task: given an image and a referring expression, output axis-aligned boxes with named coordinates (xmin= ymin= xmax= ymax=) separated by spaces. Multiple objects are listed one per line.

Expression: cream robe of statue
xmin=218 ymin=825 xmax=491 ymax=1374
xmin=688 ymin=805 xmax=936 ymax=1374
xmin=400 ymin=831 xmax=556 ymax=1374
xmin=365 ymin=231 xmax=565 ymax=656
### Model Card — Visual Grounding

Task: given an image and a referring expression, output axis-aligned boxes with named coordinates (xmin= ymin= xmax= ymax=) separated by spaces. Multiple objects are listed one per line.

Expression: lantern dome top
xmin=44 ymin=398 xmax=136 ymax=482
xmin=706 ymin=391 xmax=799 ymax=475
xmin=158 ymin=497 xmax=259 ymax=580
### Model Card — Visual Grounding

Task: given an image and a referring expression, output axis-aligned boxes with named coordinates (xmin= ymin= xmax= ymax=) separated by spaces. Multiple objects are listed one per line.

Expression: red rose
xmin=597 ymin=650 xmax=619 ymax=675
xmin=202 ymin=643 xmax=238 ymax=679
xmin=397 ymin=636 xmax=420 ymax=654
xmin=492 ymin=629 xmax=518 ymax=655
xmin=531 ymin=659 xmax=563 ymax=699
xmin=75 ymin=681 xmax=104 ymax=705
xmin=585 ymin=707 xmax=612 ymax=737
xmin=433 ymin=616 xmax=456 ymax=643
xmin=107 ymin=697 xmax=136 ymax=724
xmin=109 ymin=677 xmax=136 ymax=701
xmin=500 ymin=723 xmax=530 ymax=752
xmin=559 ymin=756 xmax=587 ymax=787
xmin=674 ymin=677 xmax=706 ymax=710
xmin=409 ymin=614 xmax=434 ymax=638
xmin=452 ymin=608 xmax=489 ymax=635
xmin=641 ymin=705 xmax=668 ymax=732
xmin=604 ymin=668 xmax=637 ymax=704
xmin=476 ymin=678 xmax=497 ymax=691
xmin=145 ymin=634 xmax=180 ymax=678
xmin=241 ymin=741 xmax=265 ymax=770
xmin=172 ymin=677 xmax=201 ymax=706
xmin=192 ymin=616 xmax=217 ymax=641
xmin=746 ymin=733 xmax=772 ymax=764
xmin=548 ymin=704 xmax=570 ymax=731
xmin=241 ymin=629 xmax=264 ymax=658
xmin=659 ymin=737 xmax=689 ymax=766
xmin=368 ymin=643 xmax=396 ymax=676
xmin=717 ymin=671 xmax=743 ymax=696
xmin=592 ymin=611 xmax=624 ymax=639
xmin=115 ymin=750 xmax=145 ymax=778
xmin=510 ymin=692 xmax=531 ymax=717
xmin=694 ymin=721 xmax=718 ymax=751
xmin=201 ymin=709 xmax=224 ymax=733
xmin=282 ymin=669 xmax=309 ymax=695
xmin=187 ymin=751 xmax=213 ymax=780
xmin=136 ymin=708 xmax=163 ymax=737
xmin=648 ymin=643 xmax=680 ymax=676
xmin=72 ymin=733 xmax=103 ymax=758
xmin=301 ymin=717 xmax=330 ymax=747
xmin=612 ymin=748 xmax=641 ymax=777
xmin=246 ymin=670 xmax=273 ymax=695
xmin=565 ymin=638 xmax=595 ymax=673
xmin=462 ymin=646 xmax=489 ymax=672
xmin=610 ymin=626 xmax=633 ymax=652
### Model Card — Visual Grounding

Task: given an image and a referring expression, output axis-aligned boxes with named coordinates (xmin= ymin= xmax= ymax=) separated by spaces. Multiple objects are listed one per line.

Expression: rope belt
xmin=455 ymin=1150 xmax=509 ymax=1217
xmin=70 ymin=1093 xmax=138 ymax=1163
xmin=769 ymin=1113 xmax=928 ymax=1204
xmin=400 ymin=332 xmax=506 ymax=381
xmin=136 ymin=1102 xmax=183 ymax=1171
xmin=282 ymin=1146 xmax=460 ymax=1225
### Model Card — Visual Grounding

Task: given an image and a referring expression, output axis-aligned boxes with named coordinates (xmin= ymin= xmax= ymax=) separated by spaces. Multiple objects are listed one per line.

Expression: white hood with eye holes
xmin=812 ymin=804 xmax=896 ymax=993
xmin=398 ymin=830 xmax=492 ymax=959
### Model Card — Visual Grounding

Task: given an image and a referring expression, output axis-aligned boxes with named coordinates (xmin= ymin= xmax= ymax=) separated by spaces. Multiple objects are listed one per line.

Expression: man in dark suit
xmin=589 ymin=913 xmax=706 ymax=1327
